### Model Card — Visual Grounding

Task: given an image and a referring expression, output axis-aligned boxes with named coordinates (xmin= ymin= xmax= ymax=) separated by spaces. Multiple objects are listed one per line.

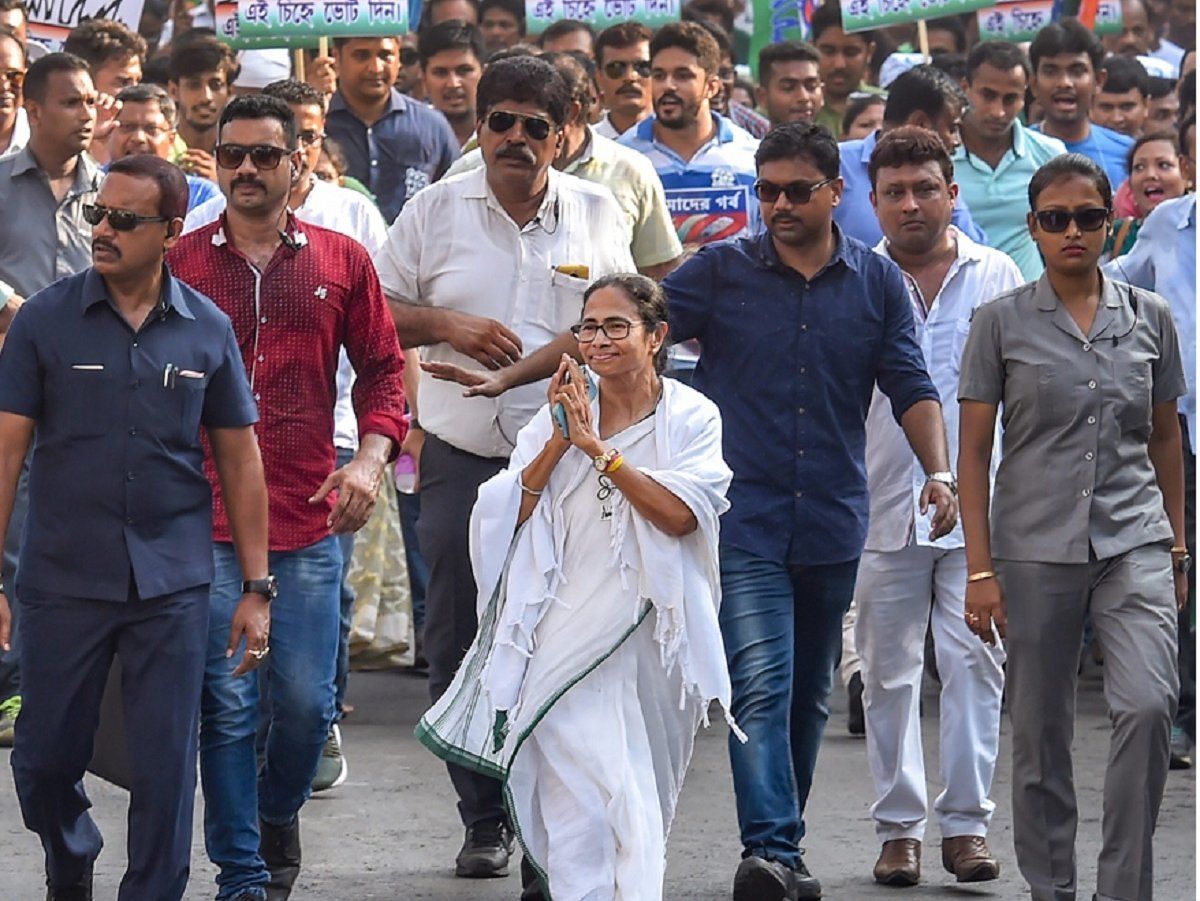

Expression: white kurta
xmin=418 ymin=378 xmax=737 ymax=900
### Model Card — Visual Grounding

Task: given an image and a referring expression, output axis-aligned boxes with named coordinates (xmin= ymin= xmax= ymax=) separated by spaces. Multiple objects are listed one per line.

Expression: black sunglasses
xmin=603 ymin=59 xmax=651 ymax=80
xmin=754 ymin=178 xmax=834 ymax=205
xmin=83 ymin=203 xmax=169 ymax=231
xmin=400 ymin=47 xmax=419 ymax=66
xmin=215 ymin=143 xmax=292 ymax=170
xmin=486 ymin=110 xmax=554 ymax=141
xmin=1033 ymin=207 xmax=1111 ymax=233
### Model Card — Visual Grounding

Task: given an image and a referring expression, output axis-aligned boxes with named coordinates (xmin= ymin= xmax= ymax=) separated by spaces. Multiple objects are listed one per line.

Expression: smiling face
xmin=1129 ymin=138 xmax=1186 ymax=214
xmin=0 ymin=35 xmax=22 ymax=120
xmin=1032 ymin=52 xmax=1101 ymax=130
xmin=651 ymin=46 xmax=718 ymax=130
xmin=576 ymin=286 xmax=665 ymax=380
xmin=871 ymin=160 xmax=957 ymax=256
xmin=1028 ymin=173 xmax=1113 ymax=277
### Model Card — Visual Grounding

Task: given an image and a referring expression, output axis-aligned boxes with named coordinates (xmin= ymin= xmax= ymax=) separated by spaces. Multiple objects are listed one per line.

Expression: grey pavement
xmin=4 ymin=661 xmax=1195 ymax=900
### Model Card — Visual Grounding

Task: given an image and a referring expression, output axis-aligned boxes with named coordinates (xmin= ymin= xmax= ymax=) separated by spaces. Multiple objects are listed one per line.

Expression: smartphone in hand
xmin=552 ymin=368 xmax=597 ymax=439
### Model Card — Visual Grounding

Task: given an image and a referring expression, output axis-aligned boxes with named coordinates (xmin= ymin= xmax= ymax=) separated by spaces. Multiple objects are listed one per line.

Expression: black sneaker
xmin=733 ymin=856 xmax=797 ymax=901
xmin=848 ymin=672 xmax=865 ymax=737
xmin=455 ymin=818 xmax=512 ymax=878
xmin=795 ymin=853 xmax=822 ymax=900
xmin=45 ymin=870 xmax=92 ymax=901
xmin=259 ymin=815 xmax=301 ymax=900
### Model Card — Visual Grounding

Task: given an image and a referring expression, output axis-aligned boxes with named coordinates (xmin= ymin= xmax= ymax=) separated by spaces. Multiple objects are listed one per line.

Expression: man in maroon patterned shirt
xmin=167 ymin=94 xmax=406 ymax=901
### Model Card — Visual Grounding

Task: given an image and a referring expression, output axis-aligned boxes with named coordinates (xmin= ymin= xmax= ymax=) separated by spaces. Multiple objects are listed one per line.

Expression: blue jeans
xmin=397 ymin=489 xmax=427 ymax=632
xmin=200 ymin=536 xmax=342 ymax=900
xmin=333 ymin=446 xmax=356 ymax=720
xmin=719 ymin=544 xmax=859 ymax=869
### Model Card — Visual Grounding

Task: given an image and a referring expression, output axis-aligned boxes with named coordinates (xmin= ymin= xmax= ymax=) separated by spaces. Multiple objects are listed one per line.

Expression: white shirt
xmin=1 ymin=108 xmax=29 ymax=156
xmin=377 ymin=166 xmax=635 ymax=459
xmin=184 ymin=177 xmax=389 ymax=449
xmin=593 ymin=112 xmax=622 ymax=140
xmin=864 ymin=227 xmax=1022 ymax=552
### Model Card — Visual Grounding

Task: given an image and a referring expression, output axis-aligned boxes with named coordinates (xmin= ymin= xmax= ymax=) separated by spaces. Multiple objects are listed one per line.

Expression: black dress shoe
xmin=260 ymin=815 xmax=302 ymax=900
xmin=733 ymin=856 xmax=798 ymax=901
xmin=794 ymin=853 xmax=822 ymax=900
xmin=455 ymin=818 xmax=512 ymax=878
xmin=45 ymin=871 xmax=92 ymax=901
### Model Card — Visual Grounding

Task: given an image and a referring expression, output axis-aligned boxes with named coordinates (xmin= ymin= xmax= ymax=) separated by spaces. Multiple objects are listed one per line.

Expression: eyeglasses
xmin=570 ymin=319 xmax=642 ymax=342
xmin=486 ymin=110 xmax=554 ymax=141
xmin=603 ymin=59 xmax=651 ymax=80
xmin=1033 ymin=207 xmax=1111 ymax=233
xmin=298 ymin=129 xmax=326 ymax=146
xmin=753 ymin=178 xmax=834 ymax=205
xmin=115 ymin=122 xmax=171 ymax=137
xmin=214 ymin=143 xmax=293 ymax=170
xmin=82 ymin=203 xmax=169 ymax=231
xmin=0 ymin=69 xmax=23 ymax=89
xmin=718 ymin=66 xmax=736 ymax=81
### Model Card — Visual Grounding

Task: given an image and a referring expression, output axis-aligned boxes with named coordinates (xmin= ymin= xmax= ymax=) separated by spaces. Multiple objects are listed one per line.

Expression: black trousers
xmin=417 ymin=432 xmax=508 ymax=827
xmin=1178 ymin=419 xmax=1195 ymax=740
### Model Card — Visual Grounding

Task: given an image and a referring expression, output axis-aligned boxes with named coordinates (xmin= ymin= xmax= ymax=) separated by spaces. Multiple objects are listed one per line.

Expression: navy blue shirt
xmin=0 ymin=268 xmax=258 ymax=602
xmin=325 ymin=88 xmax=459 ymax=224
xmin=664 ymin=229 xmax=939 ymax=566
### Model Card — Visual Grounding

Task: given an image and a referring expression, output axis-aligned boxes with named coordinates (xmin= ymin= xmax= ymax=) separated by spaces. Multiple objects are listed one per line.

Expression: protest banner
xmin=218 ymin=0 xmax=318 ymax=49
xmin=25 ymin=0 xmax=146 ymax=49
xmin=976 ymin=0 xmax=1121 ymax=42
xmin=839 ymin=0 xmax=995 ymax=35
xmin=747 ymin=0 xmax=816 ymax=78
xmin=523 ymin=0 xmax=680 ymax=36
xmin=237 ymin=0 xmax=409 ymax=41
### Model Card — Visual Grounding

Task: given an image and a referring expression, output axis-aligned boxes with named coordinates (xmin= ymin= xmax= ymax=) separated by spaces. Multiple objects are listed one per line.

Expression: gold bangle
xmin=606 ymin=453 xmax=625 ymax=475
xmin=967 ymin=570 xmax=996 ymax=583
xmin=1171 ymin=546 xmax=1188 ymax=554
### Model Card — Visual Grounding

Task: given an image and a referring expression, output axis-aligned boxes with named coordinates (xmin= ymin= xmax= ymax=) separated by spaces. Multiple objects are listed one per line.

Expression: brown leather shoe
xmin=941 ymin=835 xmax=1000 ymax=883
xmin=873 ymin=838 xmax=921 ymax=887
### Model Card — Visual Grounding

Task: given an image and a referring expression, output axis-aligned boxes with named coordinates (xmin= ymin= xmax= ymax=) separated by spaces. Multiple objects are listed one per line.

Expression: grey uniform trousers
xmin=997 ymin=544 xmax=1178 ymax=901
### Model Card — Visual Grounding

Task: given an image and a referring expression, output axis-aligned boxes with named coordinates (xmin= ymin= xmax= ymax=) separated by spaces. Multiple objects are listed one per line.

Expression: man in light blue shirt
xmin=836 ymin=65 xmax=989 ymax=247
xmin=1029 ymin=19 xmax=1135 ymax=188
xmin=954 ymin=41 xmax=1067 ymax=282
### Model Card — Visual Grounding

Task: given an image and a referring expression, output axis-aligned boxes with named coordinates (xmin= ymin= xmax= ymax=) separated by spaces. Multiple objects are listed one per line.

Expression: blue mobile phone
xmin=552 ymin=368 xmax=597 ymax=439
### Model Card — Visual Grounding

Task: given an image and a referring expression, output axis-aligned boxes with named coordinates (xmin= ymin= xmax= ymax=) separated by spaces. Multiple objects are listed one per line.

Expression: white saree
xmin=417 ymin=377 xmax=739 ymax=900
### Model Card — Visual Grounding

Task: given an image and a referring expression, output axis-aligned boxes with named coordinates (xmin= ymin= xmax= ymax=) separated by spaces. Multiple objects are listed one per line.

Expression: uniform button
xmin=797 ymin=407 xmax=805 ymax=415
xmin=1087 ymin=415 xmax=1097 ymax=424
xmin=1082 ymin=343 xmax=1091 ymax=351
xmin=125 ymin=472 xmax=135 ymax=482
xmin=257 ymin=354 xmax=265 ymax=362
xmin=799 ymin=366 xmax=806 ymax=374
xmin=125 ymin=516 xmax=134 ymax=525
xmin=1085 ymin=451 xmax=1094 ymax=460
xmin=128 ymin=428 xmax=137 ymax=437
xmin=132 ymin=340 xmax=138 ymax=348
xmin=1087 ymin=380 xmax=1097 ymax=389
xmin=1082 ymin=488 xmax=1091 ymax=497
xmin=260 ymin=316 xmax=268 ymax=324
xmin=370 ymin=159 xmax=379 ymax=167
xmin=800 ymin=324 xmax=808 ymax=331
xmin=254 ymin=393 xmax=261 ymax=401
xmin=797 ymin=449 xmax=805 ymax=457
xmin=794 ymin=490 xmax=803 ymax=498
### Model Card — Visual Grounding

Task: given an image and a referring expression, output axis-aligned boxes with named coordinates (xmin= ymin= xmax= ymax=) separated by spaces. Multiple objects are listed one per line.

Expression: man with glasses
xmin=0 ymin=24 xmax=27 ymax=155
xmin=594 ymin=22 xmax=654 ymax=139
xmin=0 ymin=152 xmax=268 ymax=901
xmin=109 ymin=83 xmax=219 ymax=214
xmin=327 ymin=35 xmax=459 ymax=224
xmin=168 ymin=94 xmax=407 ymax=901
xmin=376 ymin=55 xmax=632 ymax=881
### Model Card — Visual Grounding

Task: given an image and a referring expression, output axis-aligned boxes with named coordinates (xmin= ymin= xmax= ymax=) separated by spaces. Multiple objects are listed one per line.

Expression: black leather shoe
xmin=733 ymin=856 xmax=798 ymax=901
xmin=260 ymin=815 xmax=302 ymax=900
xmin=848 ymin=672 xmax=865 ymax=737
xmin=455 ymin=818 xmax=512 ymax=878
xmin=45 ymin=871 xmax=92 ymax=901
xmin=795 ymin=853 xmax=822 ymax=900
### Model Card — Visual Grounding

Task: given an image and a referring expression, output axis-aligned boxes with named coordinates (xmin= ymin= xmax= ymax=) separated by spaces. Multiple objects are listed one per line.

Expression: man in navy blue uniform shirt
xmin=0 ymin=155 xmax=269 ymax=901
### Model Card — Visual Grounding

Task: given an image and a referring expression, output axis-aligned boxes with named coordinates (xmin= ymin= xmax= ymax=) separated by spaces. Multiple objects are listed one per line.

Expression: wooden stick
xmin=916 ymin=18 xmax=931 ymax=61
xmin=319 ymin=36 xmax=329 ymax=57
xmin=293 ymin=48 xmax=306 ymax=82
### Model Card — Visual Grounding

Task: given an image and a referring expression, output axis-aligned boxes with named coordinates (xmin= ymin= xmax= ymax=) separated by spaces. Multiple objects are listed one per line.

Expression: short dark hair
xmin=24 ymin=52 xmax=90 ymax=104
xmin=811 ymin=0 xmax=874 ymax=44
xmin=755 ymin=121 xmax=840 ymax=179
xmin=758 ymin=40 xmax=820 ymax=87
xmin=168 ymin=36 xmax=239 ymax=83
xmin=1028 ymin=152 xmax=1112 ymax=209
xmin=841 ymin=93 xmax=885 ymax=137
xmin=1181 ymin=113 xmax=1196 ymax=153
xmin=594 ymin=22 xmax=652 ymax=66
xmin=868 ymin=125 xmax=954 ymax=189
xmin=262 ymin=77 xmax=326 ymax=109
xmin=479 ymin=0 xmax=524 ymax=29
xmin=926 ymin=15 xmax=967 ymax=54
xmin=1146 ymin=75 xmax=1176 ymax=100
xmin=116 ymin=82 xmax=176 ymax=122
xmin=419 ymin=0 xmax=481 ymax=27
xmin=218 ymin=93 xmax=296 ymax=147
xmin=1100 ymin=55 xmax=1150 ymax=97
xmin=930 ymin=52 xmax=967 ymax=82
xmin=540 ymin=51 xmax=592 ymax=121
xmin=419 ymin=18 xmax=485 ymax=67
xmin=486 ymin=42 xmax=538 ymax=64
xmin=537 ymin=18 xmax=593 ymax=48
xmin=582 ymin=273 xmax=669 ymax=373
xmin=682 ymin=0 xmax=736 ymax=36
xmin=884 ymin=64 xmax=965 ymax=126
xmin=62 ymin=18 xmax=146 ymax=72
xmin=475 ymin=55 xmax=571 ymax=125
xmin=1029 ymin=18 xmax=1104 ymax=74
xmin=107 ymin=153 xmax=189 ymax=222
xmin=694 ymin=18 xmax=733 ymax=62
xmin=650 ymin=21 xmax=721 ymax=77
xmin=0 ymin=24 xmax=25 ymax=66
xmin=966 ymin=39 xmax=1031 ymax=83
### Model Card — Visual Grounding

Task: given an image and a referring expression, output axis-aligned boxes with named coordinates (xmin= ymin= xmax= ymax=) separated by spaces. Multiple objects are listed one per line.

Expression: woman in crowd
xmin=957 ymin=153 xmax=1188 ymax=901
xmin=841 ymin=93 xmax=886 ymax=140
xmin=418 ymin=274 xmax=737 ymax=901
xmin=1108 ymin=131 xmax=1190 ymax=258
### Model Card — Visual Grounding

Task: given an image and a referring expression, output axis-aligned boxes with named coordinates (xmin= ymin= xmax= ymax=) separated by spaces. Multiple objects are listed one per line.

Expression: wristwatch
xmin=242 ymin=575 xmax=279 ymax=602
xmin=925 ymin=471 xmax=958 ymax=496
xmin=593 ymin=448 xmax=620 ymax=472
xmin=1174 ymin=554 xmax=1192 ymax=575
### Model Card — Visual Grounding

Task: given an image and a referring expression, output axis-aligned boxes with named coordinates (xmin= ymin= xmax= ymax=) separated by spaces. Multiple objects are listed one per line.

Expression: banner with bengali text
xmin=26 ymin=0 xmax=146 ymax=49
xmin=237 ymin=0 xmax=409 ymax=41
xmin=524 ymin=0 xmax=680 ymax=36
xmin=748 ymin=0 xmax=816 ymax=79
xmin=840 ymin=0 xmax=995 ymax=34
xmin=976 ymin=0 xmax=1121 ymax=42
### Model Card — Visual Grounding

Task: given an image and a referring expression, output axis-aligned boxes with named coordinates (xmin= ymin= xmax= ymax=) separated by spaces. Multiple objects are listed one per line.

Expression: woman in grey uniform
xmin=957 ymin=154 xmax=1189 ymax=901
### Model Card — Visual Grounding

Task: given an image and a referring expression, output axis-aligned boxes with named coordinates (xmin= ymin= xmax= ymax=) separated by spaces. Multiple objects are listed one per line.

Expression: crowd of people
xmin=0 ymin=0 xmax=1194 ymax=899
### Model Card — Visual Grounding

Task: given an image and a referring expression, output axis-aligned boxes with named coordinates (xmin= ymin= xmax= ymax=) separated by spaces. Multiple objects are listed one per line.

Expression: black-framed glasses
xmin=570 ymin=319 xmax=642 ymax=343
xmin=0 ymin=68 xmax=24 ymax=88
xmin=214 ymin=143 xmax=293 ymax=170
xmin=82 ymin=203 xmax=169 ymax=231
xmin=298 ymin=129 xmax=326 ymax=146
xmin=753 ymin=178 xmax=834 ymax=205
xmin=486 ymin=109 xmax=554 ymax=141
xmin=1033 ymin=207 xmax=1111 ymax=233
xmin=603 ymin=59 xmax=651 ymax=80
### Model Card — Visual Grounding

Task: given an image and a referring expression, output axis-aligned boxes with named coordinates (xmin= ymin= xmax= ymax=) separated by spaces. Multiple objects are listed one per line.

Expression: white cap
xmin=1137 ymin=54 xmax=1179 ymax=80
xmin=880 ymin=52 xmax=926 ymax=88
xmin=234 ymin=49 xmax=293 ymax=90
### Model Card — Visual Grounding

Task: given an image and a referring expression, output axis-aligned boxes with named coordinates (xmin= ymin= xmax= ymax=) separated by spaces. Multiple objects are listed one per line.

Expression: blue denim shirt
xmin=0 ymin=268 xmax=258 ymax=601
xmin=664 ymin=229 xmax=940 ymax=565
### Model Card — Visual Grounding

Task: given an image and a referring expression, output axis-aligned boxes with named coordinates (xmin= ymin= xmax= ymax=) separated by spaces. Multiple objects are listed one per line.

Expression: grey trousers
xmin=997 ymin=544 xmax=1179 ymax=901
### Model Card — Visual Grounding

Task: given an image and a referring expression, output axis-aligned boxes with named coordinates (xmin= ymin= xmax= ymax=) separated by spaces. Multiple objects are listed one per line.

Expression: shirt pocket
xmin=1008 ymin=361 xmax=1072 ymax=430
xmin=538 ymin=269 xmax=590 ymax=333
xmin=53 ymin=369 xmax=115 ymax=438
xmin=951 ymin=318 xmax=973 ymax=375
xmin=174 ymin=375 xmax=207 ymax=445
xmin=1110 ymin=359 xmax=1153 ymax=433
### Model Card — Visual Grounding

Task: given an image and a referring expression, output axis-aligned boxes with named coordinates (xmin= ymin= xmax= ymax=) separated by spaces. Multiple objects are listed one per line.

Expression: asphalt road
xmin=4 ymin=661 xmax=1196 ymax=900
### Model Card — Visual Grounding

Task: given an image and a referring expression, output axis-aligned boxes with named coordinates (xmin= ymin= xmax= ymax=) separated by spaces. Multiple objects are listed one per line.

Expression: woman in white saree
xmin=417 ymin=274 xmax=738 ymax=900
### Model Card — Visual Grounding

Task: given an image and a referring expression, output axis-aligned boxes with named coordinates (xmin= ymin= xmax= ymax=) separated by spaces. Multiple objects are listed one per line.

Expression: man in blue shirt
xmin=327 ymin=36 xmax=460 ymax=223
xmin=1030 ymin=19 xmax=1135 ymax=188
xmin=0 ymin=155 xmax=269 ymax=901
xmin=665 ymin=123 xmax=957 ymax=901
xmin=835 ymin=64 xmax=989 ymax=247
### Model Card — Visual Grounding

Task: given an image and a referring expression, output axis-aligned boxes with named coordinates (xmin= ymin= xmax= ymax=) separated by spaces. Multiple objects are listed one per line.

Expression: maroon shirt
xmin=168 ymin=214 xmax=406 ymax=551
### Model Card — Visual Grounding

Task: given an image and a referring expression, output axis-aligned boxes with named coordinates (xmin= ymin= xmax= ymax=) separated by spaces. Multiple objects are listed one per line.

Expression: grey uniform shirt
xmin=958 ymin=273 xmax=1186 ymax=564
xmin=0 ymin=148 xmax=100 ymax=298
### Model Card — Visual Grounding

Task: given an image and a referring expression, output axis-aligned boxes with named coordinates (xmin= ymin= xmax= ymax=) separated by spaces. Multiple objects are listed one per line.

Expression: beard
xmin=655 ymin=94 xmax=703 ymax=129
